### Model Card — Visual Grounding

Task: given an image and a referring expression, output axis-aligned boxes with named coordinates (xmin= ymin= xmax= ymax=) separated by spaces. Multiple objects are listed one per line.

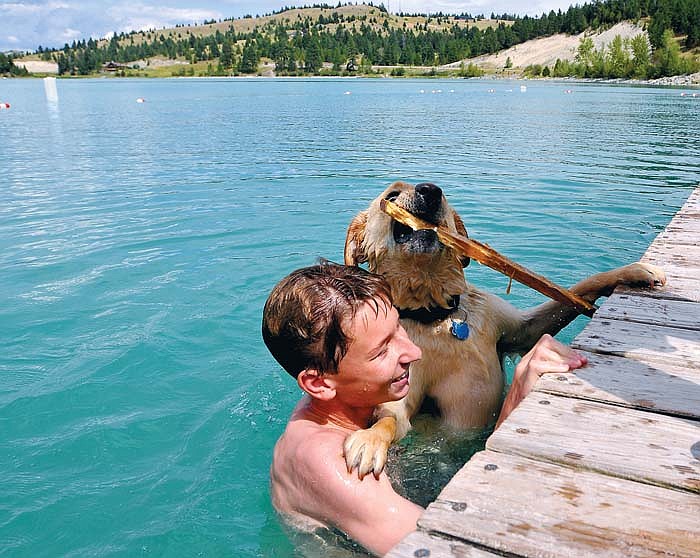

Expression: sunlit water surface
xmin=1 ymin=77 xmax=698 ymax=557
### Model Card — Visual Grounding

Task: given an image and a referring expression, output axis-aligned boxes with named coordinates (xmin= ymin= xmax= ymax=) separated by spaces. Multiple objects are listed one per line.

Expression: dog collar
xmin=397 ymin=295 xmax=461 ymax=324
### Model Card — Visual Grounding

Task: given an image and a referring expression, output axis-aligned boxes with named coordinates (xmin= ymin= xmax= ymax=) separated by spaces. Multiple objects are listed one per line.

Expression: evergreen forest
xmin=8 ymin=0 xmax=700 ymax=80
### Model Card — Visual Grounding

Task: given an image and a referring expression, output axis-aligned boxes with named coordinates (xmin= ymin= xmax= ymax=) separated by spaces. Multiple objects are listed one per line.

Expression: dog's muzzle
xmin=391 ymin=183 xmax=444 ymax=252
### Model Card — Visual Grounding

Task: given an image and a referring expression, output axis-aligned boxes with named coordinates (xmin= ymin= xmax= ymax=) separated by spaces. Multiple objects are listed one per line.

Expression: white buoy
xmin=0 ymin=102 xmax=10 ymax=109
xmin=44 ymin=76 xmax=58 ymax=103
xmin=344 ymin=91 xmax=351 ymax=95
xmin=136 ymin=97 xmax=146 ymax=103
xmin=520 ymin=85 xmax=527 ymax=92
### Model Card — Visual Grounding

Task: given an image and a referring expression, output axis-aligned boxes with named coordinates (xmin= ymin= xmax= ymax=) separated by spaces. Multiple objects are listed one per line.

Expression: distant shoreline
xmin=8 ymin=73 xmax=700 ymax=88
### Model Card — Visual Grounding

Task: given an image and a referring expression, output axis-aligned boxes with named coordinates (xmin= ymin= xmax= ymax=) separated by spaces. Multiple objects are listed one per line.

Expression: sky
xmin=0 ymin=1 xmax=577 ymax=53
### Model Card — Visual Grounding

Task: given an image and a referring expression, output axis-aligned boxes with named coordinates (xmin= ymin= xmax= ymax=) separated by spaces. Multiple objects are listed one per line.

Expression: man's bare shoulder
xmin=271 ymin=413 xmax=356 ymax=526
xmin=275 ymin=415 xmax=346 ymax=475
xmin=271 ymin=403 xmax=423 ymax=556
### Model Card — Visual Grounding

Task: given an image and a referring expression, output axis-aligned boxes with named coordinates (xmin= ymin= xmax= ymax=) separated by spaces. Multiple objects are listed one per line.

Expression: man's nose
xmin=409 ymin=342 xmax=422 ymax=362
xmin=399 ymin=331 xmax=421 ymax=361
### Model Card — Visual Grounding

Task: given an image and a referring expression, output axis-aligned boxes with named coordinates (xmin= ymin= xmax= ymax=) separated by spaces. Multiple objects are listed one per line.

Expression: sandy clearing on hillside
xmin=131 ymin=57 xmax=188 ymax=68
xmin=14 ymin=60 xmax=58 ymax=73
xmin=442 ymin=21 xmax=647 ymax=70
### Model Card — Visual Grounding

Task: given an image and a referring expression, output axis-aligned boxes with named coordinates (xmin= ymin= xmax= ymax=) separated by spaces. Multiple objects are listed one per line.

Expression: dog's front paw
xmin=343 ymin=427 xmax=391 ymax=480
xmin=619 ymin=262 xmax=666 ymax=288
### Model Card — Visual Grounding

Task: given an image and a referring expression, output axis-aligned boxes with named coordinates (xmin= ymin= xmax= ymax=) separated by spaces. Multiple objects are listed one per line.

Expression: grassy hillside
xmin=15 ymin=3 xmax=512 ymax=77
xmin=11 ymin=0 xmax=700 ymax=80
xmin=114 ymin=5 xmax=503 ymax=45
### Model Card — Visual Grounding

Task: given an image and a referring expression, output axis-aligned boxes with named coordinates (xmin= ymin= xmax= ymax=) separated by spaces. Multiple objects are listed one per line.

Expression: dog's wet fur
xmin=342 ymin=181 xmax=666 ymax=477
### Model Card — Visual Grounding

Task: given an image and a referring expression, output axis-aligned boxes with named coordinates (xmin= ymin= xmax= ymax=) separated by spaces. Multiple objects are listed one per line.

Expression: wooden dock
xmin=388 ymin=186 xmax=700 ymax=558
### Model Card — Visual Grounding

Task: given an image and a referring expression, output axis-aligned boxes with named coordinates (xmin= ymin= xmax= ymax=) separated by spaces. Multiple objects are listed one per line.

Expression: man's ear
xmin=297 ymin=369 xmax=337 ymax=401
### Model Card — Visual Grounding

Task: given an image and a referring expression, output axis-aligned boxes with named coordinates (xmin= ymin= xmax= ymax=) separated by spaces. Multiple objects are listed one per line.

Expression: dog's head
xmin=344 ymin=181 xmax=470 ymax=309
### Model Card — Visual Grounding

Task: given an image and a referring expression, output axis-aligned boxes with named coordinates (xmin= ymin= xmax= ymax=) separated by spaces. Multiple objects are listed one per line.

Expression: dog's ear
xmin=344 ymin=211 xmax=368 ymax=265
xmin=453 ymin=212 xmax=470 ymax=268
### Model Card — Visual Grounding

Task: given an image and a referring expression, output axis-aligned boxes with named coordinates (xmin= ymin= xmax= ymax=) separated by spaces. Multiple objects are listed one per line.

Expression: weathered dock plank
xmin=413 ymin=450 xmax=700 ymax=558
xmin=574 ymin=318 xmax=700 ymax=369
xmin=647 ymin=239 xmax=700 ymax=264
xmin=617 ymin=277 xmax=700 ymax=303
xmin=641 ymin=242 xmax=700 ymax=279
xmin=595 ymin=291 xmax=700 ymax=330
xmin=486 ymin=392 xmax=700 ymax=493
xmin=535 ymin=350 xmax=700 ymax=419
xmin=665 ymin=215 xmax=700 ymax=232
xmin=628 ymin=236 xmax=700 ymax=301
xmin=682 ymin=186 xmax=700 ymax=208
xmin=388 ymin=531 xmax=501 ymax=558
xmin=654 ymin=225 xmax=700 ymax=245
xmin=669 ymin=189 xmax=700 ymax=214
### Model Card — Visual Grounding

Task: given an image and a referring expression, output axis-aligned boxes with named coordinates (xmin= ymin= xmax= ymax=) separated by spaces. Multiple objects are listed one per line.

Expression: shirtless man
xmin=262 ymin=262 xmax=587 ymax=556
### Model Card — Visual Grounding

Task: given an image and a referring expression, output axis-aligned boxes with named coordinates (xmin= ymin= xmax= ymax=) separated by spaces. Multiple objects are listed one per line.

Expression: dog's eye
xmin=385 ymin=191 xmax=400 ymax=202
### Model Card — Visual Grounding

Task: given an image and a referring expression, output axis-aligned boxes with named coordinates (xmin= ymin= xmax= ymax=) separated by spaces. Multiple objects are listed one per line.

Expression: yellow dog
xmin=343 ymin=181 xmax=666 ymax=478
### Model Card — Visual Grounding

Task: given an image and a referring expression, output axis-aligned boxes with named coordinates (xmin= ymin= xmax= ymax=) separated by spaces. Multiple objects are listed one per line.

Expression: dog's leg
xmin=343 ymin=390 xmax=419 ymax=479
xmin=343 ymin=415 xmax=396 ymax=479
xmin=498 ymin=262 xmax=666 ymax=354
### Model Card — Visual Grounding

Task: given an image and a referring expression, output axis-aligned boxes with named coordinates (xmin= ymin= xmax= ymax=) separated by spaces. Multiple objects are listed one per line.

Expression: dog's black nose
xmin=416 ymin=182 xmax=441 ymax=197
xmin=415 ymin=183 xmax=442 ymax=213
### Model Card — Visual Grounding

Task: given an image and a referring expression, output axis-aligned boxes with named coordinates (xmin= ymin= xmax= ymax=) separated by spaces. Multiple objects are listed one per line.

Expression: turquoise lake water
xmin=1 ymin=77 xmax=698 ymax=557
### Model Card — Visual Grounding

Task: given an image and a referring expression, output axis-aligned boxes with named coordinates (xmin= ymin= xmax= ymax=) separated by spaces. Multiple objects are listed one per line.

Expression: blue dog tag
xmin=450 ymin=320 xmax=470 ymax=340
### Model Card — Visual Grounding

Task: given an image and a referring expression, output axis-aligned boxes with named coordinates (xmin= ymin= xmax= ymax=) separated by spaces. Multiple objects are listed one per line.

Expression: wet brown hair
xmin=261 ymin=261 xmax=393 ymax=378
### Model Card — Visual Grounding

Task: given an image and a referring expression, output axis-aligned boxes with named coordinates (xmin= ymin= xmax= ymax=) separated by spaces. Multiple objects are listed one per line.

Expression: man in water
xmin=262 ymin=262 xmax=587 ymax=556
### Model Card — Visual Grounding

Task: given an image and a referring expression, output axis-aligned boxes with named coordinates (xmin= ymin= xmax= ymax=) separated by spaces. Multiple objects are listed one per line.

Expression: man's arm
xmin=496 ymin=334 xmax=587 ymax=428
xmin=297 ymin=430 xmax=423 ymax=556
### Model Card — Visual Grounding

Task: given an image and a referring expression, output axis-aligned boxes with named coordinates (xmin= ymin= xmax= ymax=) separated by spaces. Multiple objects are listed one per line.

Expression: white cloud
xmin=0 ymin=1 xmax=222 ymax=51
xmin=105 ymin=3 xmax=222 ymax=32
xmin=0 ymin=1 xmax=70 ymax=15
xmin=0 ymin=2 xmax=40 ymax=15
xmin=61 ymin=27 xmax=82 ymax=40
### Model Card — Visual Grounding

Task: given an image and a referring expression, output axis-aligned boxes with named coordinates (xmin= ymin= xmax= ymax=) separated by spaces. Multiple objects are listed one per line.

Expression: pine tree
xmin=220 ymin=41 xmax=233 ymax=69
xmin=304 ymin=37 xmax=322 ymax=73
xmin=238 ymin=40 xmax=259 ymax=73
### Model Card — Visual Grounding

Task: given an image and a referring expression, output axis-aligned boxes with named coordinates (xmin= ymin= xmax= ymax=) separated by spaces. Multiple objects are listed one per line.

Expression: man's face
xmin=332 ymin=299 xmax=422 ymax=409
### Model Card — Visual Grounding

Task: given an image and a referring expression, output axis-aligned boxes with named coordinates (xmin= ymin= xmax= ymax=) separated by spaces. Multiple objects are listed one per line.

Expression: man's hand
xmin=496 ymin=334 xmax=587 ymax=428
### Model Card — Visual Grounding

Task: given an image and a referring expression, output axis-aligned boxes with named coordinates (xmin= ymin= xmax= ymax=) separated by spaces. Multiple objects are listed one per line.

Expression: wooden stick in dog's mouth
xmin=380 ymin=199 xmax=598 ymax=318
